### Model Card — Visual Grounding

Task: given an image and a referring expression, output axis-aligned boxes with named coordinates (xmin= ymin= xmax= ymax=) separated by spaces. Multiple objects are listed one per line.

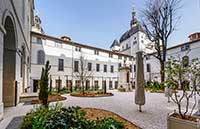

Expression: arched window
xmin=37 ymin=50 xmax=45 ymax=65
xmin=37 ymin=37 xmax=43 ymax=44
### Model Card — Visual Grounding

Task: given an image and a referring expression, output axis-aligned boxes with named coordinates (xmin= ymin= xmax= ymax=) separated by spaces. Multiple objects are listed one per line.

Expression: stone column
xmin=0 ymin=24 xmax=6 ymax=120
xmin=135 ymin=51 xmax=145 ymax=112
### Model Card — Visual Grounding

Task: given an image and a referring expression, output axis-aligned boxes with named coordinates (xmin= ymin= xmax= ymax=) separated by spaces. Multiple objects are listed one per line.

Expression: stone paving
xmin=0 ymin=90 xmax=198 ymax=129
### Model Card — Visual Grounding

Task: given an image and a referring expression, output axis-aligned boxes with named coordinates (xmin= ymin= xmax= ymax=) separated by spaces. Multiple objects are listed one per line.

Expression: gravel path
xmin=0 ymin=90 xmax=198 ymax=129
xmin=62 ymin=90 xmax=178 ymax=129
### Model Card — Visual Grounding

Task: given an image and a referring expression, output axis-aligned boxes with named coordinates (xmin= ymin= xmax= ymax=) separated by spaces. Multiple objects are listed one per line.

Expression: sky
xmin=35 ymin=0 xmax=200 ymax=49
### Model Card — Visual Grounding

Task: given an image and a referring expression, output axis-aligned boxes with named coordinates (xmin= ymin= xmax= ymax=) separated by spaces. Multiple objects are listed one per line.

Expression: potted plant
xmin=165 ymin=57 xmax=200 ymax=129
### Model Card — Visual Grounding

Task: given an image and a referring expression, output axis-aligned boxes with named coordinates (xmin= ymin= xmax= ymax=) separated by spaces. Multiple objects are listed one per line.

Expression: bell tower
xmin=32 ymin=11 xmax=44 ymax=34
xmin=130 ymin=7 xmax=138 ymax=28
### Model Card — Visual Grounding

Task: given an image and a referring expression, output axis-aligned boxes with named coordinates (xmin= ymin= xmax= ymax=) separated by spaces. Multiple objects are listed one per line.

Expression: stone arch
xmin=2 ymin=9 xmax=18 ymax=46
xmin=2 ymin=15 xmax=17 ymax=107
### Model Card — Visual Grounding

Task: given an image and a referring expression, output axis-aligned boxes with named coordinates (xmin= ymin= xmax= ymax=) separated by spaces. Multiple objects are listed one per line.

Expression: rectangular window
xmin=126 ymin=44 xmax=129 ymax=49
xmin=181 ymin=44 xmax=190 ymax=51
xmin=75 ymin=46 xmax=81 ymax=52
xmin=118 ymin=63 xmax=121 ymax=71
xmin=58 ymin=59 xmax=64 ymax=71
xmin=102 ymin=81 xmax=106 ymax=89
xmin=146 ymin=55 xmax=150 ymax=60
xmin=74 ymin=61 xmax=79 ymax=72
xmin=118 ymin=55 xmax=122 ymax=59
xmin=134 ymin=65 xmax=136 ymax=72
xmin=115 ymin=81 xmax=118 ymax=89
xmin=37 ymin=37 xmax=43 ymax=44
xmin=75 ymin=80 xmax=81 ymax=90
xmin=104 ymin=65 xmax=107 ymax=72
xmin=56 ymin=79 xmax=62 ymax=89
xmin=94 ymin=80 xmax=99 ymax=90
xmin=130 ymin=65 xmax=132 ymax=72
xmin=124 ymin=57 xmax=127 ymax=61
xmin=147 ymin=63 xmax=151 ymax=72
xmin=86 ymin=80 xmax=90 ymax=90
xmin=111 ymin=65 xmax=114 ymax=73
xmin=88 ymin=63 xmax=92 ymax=71
xmin=55 ymin=42 xmax=62 ymax=48
xmin=109 ymin=81 xmax=113 ymax=89
xmin=66 ymin=80 xmax=72 ymax=90
xmin=109 ymin=53 xmax=113 ymax=58
xmin=94 ymin=50 xmax=99 ymax=55
xmin=96 ymin=64 xmax=100 ymax=72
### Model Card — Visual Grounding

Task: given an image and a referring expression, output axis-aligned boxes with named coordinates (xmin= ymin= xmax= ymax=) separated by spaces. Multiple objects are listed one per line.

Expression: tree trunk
xmin=82 ymin=81 xmax=85 ymax=94
xmin=49 ymin=79 xmax=52 ymax=95
xmin=178 ymin=103 xmax=185 ymax=119
xmin=160 ymin=61 xmax=165 ymax=82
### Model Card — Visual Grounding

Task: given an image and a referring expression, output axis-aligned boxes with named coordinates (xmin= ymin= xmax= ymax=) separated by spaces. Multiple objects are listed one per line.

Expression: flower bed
xmin=70 ymin=91 xmax=113 ymax=97
xmin=83 ymin=108 xmax=141 ymax=129
xmin=31 ymin=95 xmax=66 ymax=104
xmin=20 ymin=104 xmax=140 ymax=129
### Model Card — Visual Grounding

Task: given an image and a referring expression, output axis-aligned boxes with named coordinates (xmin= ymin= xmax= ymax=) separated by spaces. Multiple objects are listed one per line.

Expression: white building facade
xmin=30 ymin=15 xmax=134 ymax=92
xmin=30 ymin=9 xmax=200 ymax=93
xmin=0 ymin=0 xmax=34 ymax=119
xmin=145 ymin=37 xmax=200 ymax=82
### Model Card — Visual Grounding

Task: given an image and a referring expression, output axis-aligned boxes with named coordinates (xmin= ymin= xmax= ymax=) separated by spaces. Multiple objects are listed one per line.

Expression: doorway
xmin=109 ymin=81 xmax=112 ymax=90
xmin=33 ymin=80 xmax=39 ymax=92
xmin=3 ymin=16 xmax=17 ymax=107
xmin=102 ymin=81 xmax=107 ymax=90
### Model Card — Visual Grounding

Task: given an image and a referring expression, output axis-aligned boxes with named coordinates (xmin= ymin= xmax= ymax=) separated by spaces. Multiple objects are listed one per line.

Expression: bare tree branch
xmin=141 ymin=0 xmax=181 ymax=82
xmin=74 ymin=54 xmax=94 ymax=93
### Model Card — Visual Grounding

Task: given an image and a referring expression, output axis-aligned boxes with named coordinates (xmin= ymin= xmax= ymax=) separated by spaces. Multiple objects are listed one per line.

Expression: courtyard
xmin=0 ymin=90 xmax=195 ymax=129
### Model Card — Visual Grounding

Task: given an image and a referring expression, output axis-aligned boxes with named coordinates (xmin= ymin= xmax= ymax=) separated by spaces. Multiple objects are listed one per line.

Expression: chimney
xmin=61 ymin=36 xmax=71 ymax=41
xmin=188 ymin=32 xmax=200 ymax=41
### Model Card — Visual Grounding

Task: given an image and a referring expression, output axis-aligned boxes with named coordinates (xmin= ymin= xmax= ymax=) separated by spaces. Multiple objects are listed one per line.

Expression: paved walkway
xmin=63 ymin=90 xmax=178 ymax=129
xmin=0 ymin=90 xmax=197 ymax=129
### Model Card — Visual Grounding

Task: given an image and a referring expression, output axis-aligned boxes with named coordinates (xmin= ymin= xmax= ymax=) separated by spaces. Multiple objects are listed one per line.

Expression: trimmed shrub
xmin=118 ymin=85 xmax=126 ymax=92
xmin=103 ymin=85 xmax=107 ymax=94
xmin=145 ymin=81 xmax=164 ymax=92
xmin=39 ymin=61 xmax=51 ymax=107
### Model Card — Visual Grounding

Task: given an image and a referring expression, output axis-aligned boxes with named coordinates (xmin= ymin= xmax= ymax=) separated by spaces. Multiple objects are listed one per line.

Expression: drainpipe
xmin=71 ymin=42 xmax=74 ymax=88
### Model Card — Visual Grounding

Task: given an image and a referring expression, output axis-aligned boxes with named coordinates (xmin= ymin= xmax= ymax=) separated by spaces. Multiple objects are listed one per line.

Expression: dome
xmin=110 ymin=39 xmax=119 ymax=48
xmin=119 ymin=24 xmax=145 ymax=43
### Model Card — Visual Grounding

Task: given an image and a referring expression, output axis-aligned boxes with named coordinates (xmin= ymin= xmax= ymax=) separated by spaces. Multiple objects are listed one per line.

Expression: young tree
xmin=142 ymin=0 xmax=181 ymax=82
xmin=75 ymin=56 xmax=93 ymax=94
xmin=39 ymin=61 xmax=51 ymax=107
xmin=49 ymin=75 xmax=52 ymax=95
xmin=165 ymin=57 xmax=200 ymax=119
